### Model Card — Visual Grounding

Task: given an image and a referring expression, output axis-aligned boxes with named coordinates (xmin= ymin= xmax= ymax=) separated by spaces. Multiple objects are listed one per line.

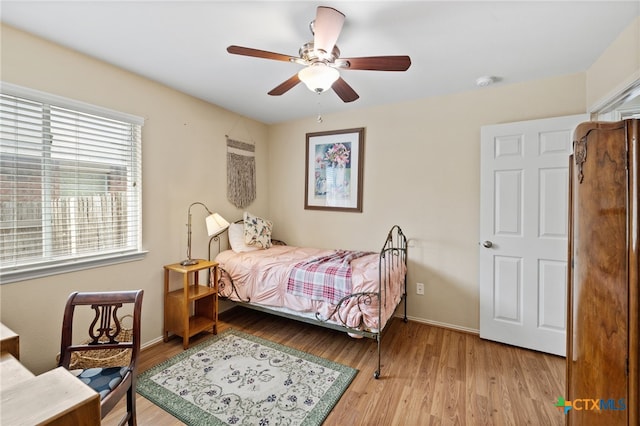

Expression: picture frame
xmin=304 ymin=127 xmax=365 ymax=212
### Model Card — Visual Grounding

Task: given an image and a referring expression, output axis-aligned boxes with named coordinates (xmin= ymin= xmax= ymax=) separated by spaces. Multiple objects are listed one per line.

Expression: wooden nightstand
xmin=163 ymin=259 xmax=218 ymax=349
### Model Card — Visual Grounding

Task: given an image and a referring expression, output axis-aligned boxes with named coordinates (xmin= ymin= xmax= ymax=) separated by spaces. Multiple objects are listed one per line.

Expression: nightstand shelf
xmin=163 ymin=260 xmax=218 ymax=349
xmin=167 ymin=284 xmax=217 ymax=301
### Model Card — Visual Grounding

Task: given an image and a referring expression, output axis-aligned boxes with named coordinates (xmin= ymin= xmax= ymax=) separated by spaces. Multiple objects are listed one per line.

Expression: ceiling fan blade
xmin=227 ymin=45 xmax=296 ymax=62
xmin=268 ymin=74 xmax=301 ymax=96
xmin=340 ymin=56 xmax=412 ymax=71
xmin=332 ymin=77 xmax=359 ymax=103
xmin=313 ymin=6 xmax=345 ymax=54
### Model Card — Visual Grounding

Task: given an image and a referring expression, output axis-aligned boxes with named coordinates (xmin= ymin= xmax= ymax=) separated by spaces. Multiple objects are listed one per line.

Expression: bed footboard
xmin=316 ymin=225 xmax=407 ymax=377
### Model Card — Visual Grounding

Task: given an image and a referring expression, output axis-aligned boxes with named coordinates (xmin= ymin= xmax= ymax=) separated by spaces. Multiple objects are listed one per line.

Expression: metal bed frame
xmin=209 ymin=224 xmax=408 ymax=379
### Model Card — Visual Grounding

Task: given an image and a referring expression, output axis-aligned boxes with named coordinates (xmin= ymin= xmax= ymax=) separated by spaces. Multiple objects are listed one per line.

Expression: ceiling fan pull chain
xmin=316 ymin=100 xmax=323 ymax=123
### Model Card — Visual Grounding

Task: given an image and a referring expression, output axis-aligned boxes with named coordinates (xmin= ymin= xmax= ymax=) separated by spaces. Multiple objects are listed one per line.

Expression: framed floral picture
xmin=304 ymin=127 xmax=364 ymax=212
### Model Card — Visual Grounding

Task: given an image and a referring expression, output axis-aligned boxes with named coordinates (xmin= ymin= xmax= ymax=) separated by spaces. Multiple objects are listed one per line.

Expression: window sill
xmin=0 ymin=251 xmax=149 ymax=285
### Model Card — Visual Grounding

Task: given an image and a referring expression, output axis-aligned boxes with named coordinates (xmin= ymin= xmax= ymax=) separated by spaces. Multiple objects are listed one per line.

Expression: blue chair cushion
xmin=72 ymin=366 xmax=129 ymax=399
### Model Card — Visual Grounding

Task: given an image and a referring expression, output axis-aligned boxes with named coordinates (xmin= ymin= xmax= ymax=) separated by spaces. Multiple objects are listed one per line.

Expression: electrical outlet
xmin=416 ymin=282 xmax=424 ymax=295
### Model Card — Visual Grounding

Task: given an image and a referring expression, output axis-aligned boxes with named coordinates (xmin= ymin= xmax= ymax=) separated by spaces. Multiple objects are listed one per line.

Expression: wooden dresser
xmin=0 ymin=323 xmax=100 ymax=425
xmin=0 ymin=322 xmax=20 ymax=359
xmin=566 ymin=119 xmax=639 ymax=425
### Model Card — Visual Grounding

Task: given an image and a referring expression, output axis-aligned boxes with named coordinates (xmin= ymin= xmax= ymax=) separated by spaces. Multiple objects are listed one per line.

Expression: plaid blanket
xmin=286 ymin=250 xmax=373 ymax=304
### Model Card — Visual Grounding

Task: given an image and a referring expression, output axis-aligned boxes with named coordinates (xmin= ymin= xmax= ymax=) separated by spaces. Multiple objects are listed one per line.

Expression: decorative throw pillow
xmin=243 ymin=211 xmax=272 ymax=249
xmin=228 ymin=223 xmax=260 ymax=253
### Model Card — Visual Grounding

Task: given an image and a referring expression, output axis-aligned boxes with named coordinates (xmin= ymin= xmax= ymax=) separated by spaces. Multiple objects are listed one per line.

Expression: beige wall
xmin=586 ymin=16 xmax=640 ymax=109
xmin=267 ymin=73 xmax=586 ymax=332
xmin=0 ymin=24 xmax=269 ymax=374
xmin=2 ymin=14 xmax=635 ymax=373
xmin=266 ymin=14 xmax=640 ymax=333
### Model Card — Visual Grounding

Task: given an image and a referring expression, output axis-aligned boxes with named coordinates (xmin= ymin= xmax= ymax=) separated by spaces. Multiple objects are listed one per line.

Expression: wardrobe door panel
xmin=568 ymin=121 xmax=628 ymax=426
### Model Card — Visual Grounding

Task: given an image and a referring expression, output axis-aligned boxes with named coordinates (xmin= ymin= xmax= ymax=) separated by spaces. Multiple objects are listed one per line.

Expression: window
xmin=0 ymin=83 xmax=144 ymax=283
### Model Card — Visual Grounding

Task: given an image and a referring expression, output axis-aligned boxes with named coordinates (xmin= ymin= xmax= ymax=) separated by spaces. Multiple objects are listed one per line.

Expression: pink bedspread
xmin=214 ymin=245 xmax=406 ymax=332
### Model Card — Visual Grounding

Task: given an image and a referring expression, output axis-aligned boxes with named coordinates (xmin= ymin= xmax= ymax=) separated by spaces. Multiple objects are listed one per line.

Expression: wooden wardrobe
xmin=567 ymin=119 xmax=639 ymax=425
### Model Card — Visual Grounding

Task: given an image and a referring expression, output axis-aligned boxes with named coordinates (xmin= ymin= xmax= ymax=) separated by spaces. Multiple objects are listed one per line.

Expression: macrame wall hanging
xmin=226 ymin=137 xmax=256 ymax=208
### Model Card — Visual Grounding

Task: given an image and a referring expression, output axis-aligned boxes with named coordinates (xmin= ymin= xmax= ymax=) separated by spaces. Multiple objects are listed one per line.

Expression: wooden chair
xmin=58 ymin=290 xmax=143 ymax=426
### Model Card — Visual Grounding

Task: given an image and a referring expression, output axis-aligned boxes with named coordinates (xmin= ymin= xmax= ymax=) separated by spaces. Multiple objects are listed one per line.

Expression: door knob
xmin=482 ymin=240 xmax=493 ymax=248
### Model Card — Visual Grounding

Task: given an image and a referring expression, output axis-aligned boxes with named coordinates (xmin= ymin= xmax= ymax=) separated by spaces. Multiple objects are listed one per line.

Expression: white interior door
xmin=479 ymin=114 xmax=587 ymax=356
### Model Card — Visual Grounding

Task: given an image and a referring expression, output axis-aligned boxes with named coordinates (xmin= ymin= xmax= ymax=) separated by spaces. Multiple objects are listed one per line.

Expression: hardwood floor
xmin=103 ymin=307 xmax=565 ymax=425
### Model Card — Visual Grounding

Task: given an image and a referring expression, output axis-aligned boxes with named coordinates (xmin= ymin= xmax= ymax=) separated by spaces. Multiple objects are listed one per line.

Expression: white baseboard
xmin=398 ymin=313 xmax=479 ymax=335
xmin=141 ymin=335 xmax=165 ymax=350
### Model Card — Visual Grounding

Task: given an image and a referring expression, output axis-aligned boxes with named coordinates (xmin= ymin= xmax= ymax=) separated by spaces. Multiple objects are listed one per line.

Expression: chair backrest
xmin=58 ymin=290 xmax=143 ymax=371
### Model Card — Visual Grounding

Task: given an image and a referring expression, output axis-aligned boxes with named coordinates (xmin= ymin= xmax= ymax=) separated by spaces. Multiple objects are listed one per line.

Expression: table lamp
xmin=180 ymin=202 xmax=229 ymax=266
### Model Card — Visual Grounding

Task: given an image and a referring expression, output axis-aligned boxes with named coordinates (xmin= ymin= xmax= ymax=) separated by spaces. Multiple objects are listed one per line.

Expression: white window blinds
xmin=0 ymin=83 xmax=144 ymax=283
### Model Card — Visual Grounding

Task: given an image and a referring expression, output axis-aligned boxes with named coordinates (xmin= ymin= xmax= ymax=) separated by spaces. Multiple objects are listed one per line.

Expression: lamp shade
xmin=298 ymin=64 xmax=340 ymax=93
xmin=205 ymin=213 xmax=230 ymax=237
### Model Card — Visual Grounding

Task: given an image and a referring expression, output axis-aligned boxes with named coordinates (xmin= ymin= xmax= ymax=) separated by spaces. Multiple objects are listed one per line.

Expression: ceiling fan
xmin=227 ymin=6 xmax=412 ymax=103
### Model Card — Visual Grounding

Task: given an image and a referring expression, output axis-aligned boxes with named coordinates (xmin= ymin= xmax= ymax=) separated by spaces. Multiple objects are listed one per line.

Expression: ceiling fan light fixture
xmin=298 ymin=64 xmax=339 ymax=93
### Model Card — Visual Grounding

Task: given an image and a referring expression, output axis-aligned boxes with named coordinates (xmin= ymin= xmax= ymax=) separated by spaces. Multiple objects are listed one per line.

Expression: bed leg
xmin=374 ymin=334 xmax=381 ymax=379
xmin=403 ymin=294 xmax=408 ymax=323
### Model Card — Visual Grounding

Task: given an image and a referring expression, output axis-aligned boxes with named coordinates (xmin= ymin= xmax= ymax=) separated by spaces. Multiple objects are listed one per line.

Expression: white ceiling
xmin=2 ymin=1 xmax=639 ymax=124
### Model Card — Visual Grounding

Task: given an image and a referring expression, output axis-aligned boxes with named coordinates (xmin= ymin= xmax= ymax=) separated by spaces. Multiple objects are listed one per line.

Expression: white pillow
xmin=243 ymin=212 xmax=273 ymax=249
xmin=228 ymin=223 xmax=260 ymax=253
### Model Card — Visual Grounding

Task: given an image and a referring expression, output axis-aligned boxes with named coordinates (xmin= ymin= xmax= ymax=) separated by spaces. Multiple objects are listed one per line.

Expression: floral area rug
xmin=137 ymin=329 xmax=357 ymax=425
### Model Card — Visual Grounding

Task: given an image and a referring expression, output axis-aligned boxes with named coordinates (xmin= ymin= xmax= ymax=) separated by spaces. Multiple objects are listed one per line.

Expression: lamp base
xmin=180 ymin=259 xmax=199 ymax=266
